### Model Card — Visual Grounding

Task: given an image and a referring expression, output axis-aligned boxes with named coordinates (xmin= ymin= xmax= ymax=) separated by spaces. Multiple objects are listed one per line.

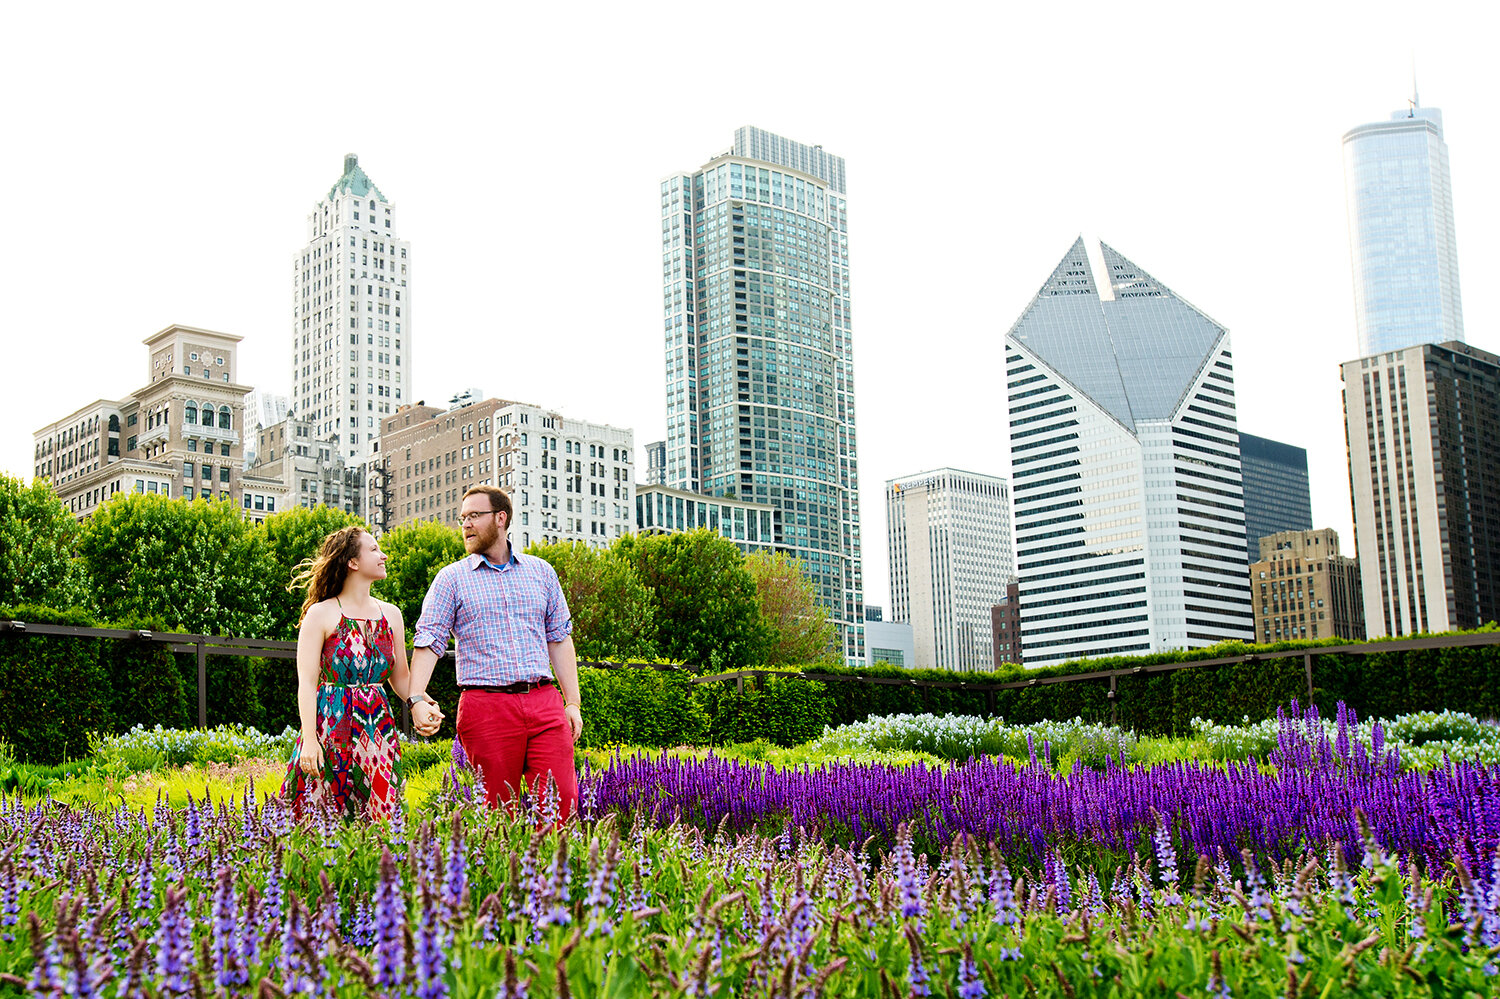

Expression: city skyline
xmin=3 ymin=4 xmax=1496 ymax=616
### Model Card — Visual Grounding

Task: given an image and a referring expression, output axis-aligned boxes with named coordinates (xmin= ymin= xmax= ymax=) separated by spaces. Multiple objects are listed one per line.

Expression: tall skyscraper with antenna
xmin=1342 ymin=87 xmax=1463 ymax=357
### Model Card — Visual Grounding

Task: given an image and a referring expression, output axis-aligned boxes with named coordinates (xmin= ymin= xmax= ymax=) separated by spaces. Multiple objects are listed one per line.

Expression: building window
xmin=185 ymin=402 xmax=198 ymax=425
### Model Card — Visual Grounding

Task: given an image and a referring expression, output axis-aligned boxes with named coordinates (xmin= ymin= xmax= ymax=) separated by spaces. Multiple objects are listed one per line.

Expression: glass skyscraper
xmin=661 ymin=127 xmax=863 ymax=664
xmin=1343 ymin=102 xmax=1463 ymax=357
xmin=1238 ymin=432 xmax=1312 ymax=563
xmin=1005 ymin=238 xmax=1254 ymax=666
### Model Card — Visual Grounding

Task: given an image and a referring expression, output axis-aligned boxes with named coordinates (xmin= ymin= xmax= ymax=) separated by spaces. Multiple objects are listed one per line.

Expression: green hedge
xmin=0 ymin=605 xmax=118 ymax=762
xmin=4 ymin=609 xmax=1499 ymax=763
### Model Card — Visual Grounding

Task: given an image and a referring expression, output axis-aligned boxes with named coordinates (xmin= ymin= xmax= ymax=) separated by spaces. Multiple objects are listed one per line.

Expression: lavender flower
xmin=264 ymin=845 xmax=284 ymax=925
xmin=956 ymin=941 xmax=986 ymax=999
xmin=414 ymin=884 xmax=447 ymax=999
xmin=374 ymin=846 xmax=406 ymax=988
xmin=892 ymin=824 xmax=924 ymax=922
xmin=212 ymin=865 xmax=247 ymax=989
xmin=0 ymin=854 xmax=22 ymax=943
xmin=153 ymin=884 xmax=191 ymax=998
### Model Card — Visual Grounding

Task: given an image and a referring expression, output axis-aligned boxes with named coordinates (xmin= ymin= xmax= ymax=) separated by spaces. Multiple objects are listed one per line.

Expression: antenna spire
xmin=1409 ymin=55 xmax=1420 ymax=115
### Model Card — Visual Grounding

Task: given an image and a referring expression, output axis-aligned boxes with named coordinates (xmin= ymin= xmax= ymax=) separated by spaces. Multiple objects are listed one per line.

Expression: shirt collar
xmin=466 ymin=545 xmax=520 ymax=572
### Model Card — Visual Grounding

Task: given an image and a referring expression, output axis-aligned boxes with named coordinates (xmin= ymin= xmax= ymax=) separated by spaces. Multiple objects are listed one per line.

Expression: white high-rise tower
xmin=292 ymin=154 xmax=411 ymax=462
xmin=1342 ymin=96 xmax=1463 ymax=357
xmin=1004 ymin=238 xmax=1254 ymax=667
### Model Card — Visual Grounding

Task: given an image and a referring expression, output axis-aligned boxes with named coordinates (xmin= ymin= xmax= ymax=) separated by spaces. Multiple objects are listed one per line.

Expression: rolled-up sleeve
xmin=413 ymin=567 xmax=458 ymax=656
xmin=543 ymin=567 xmax=573 ymax=643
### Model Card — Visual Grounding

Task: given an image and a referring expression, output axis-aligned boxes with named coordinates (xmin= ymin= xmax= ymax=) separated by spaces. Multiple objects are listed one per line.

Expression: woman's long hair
xmin=289 ymin=526 xmax=369 ymax=623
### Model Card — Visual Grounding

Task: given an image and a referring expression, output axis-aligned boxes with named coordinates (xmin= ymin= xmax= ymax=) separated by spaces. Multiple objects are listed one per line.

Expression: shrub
xmin=698 ymin=673 xmax=833 ymax=746
xmin=0 ymin=604 xmax=112 ymax=763
xmin=576 ymin=666 xmax=709 ymax=749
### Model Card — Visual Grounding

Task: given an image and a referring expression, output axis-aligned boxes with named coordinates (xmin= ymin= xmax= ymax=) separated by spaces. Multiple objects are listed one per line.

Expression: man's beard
xmin=467 ymin=523 xmax=501 ymax=551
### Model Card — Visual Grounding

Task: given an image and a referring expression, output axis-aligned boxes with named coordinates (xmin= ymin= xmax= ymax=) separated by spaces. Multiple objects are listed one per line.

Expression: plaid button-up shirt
xmin=412 ymin=548 xmax=573 ymax=685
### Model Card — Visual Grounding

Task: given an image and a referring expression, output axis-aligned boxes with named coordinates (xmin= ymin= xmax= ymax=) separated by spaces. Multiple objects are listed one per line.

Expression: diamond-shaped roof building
xmin=1008 ymin=237 xmax=1228 ymax=431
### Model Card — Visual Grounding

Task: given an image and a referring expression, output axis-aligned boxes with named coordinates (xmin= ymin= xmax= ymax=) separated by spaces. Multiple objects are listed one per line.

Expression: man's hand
xmin=411 ymin=699 xmax=444 ymax=737
xmin=564 ymin=703 xmax=583 ymax=742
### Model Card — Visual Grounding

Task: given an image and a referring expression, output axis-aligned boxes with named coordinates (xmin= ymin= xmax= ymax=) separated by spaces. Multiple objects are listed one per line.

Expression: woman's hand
xmin=298 ymin=737 xmax=324 ymax=777
xmin=412 ymin=699 xmax=444 ymax=737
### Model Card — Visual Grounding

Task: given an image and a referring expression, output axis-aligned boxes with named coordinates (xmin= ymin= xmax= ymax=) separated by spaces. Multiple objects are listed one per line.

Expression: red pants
xmin=455 ymin=686 xmax=577 ymax=820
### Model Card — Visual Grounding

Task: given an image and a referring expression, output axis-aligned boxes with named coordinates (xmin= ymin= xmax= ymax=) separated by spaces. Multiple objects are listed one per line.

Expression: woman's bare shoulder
xmin=301 ymin=599 xmax=343 ymax=631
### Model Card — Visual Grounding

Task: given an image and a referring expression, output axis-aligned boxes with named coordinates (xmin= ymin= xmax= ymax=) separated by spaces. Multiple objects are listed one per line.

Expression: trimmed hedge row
xmin=4 ymin=607 xmax=1498 ymax=762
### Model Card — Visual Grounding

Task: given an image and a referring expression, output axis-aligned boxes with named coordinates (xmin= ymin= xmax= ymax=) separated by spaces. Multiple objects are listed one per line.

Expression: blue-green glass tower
xmin=661 ymin=127 xmax=863 ymax=664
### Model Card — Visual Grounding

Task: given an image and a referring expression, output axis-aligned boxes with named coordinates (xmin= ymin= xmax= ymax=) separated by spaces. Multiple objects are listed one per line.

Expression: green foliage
xmin=77 ymin=492 xmax=274 ymax=637
xmin=0 ymin=604 xmax=111 ymax=763
xmin=89 ymin=722 xmax=298 ymax=768
xmin=990 ymin=631 xmax=1500 ymax=735
xmin=374 ymin=519 xmax=465 ymax=629
xmin=613 ymin=529 xmax=767 ymax=670
xmin=697 ymin=673 xmax=834 ymax=746
xmin=98 ymin=612 xmax=188 ymax=732
xmin=743 ymin=550 xmax=836 ymax=665
xmin=575 ymin=666 xmax=708 ymax=748
xmin=527 ymin=540 xmax=657 ymax=661
xmin=259 ymin=505 xmax=367 ymax=639
xmin=0 ymin=473 xmax=84 ymax=610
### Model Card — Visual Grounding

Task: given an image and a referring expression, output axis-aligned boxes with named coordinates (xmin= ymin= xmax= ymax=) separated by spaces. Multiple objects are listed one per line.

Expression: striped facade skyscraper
xmin=1005 ymin=238 xmax=1254 ymax=667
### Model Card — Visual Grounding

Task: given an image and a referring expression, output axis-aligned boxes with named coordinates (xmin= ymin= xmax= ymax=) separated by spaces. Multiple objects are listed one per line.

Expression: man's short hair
xmin=463 ymin=484 xmax=513 ymax=528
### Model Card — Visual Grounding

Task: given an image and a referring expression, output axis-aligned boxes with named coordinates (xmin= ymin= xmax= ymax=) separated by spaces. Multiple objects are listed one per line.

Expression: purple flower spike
xmin=415 ymin=884 xmax=448 ymax=999
xmin=153 ymin=884 xmax=192 ymax=998
xmin=373 ymin=846 xmax=406 ymax=988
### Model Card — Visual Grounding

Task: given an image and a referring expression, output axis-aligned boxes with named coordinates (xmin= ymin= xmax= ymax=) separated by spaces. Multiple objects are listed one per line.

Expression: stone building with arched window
xmin=32 ymin=324 xmax=281 ymax=519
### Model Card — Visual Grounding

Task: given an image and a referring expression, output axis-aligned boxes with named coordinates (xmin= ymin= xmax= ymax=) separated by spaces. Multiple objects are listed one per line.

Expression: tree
xmin=527 ymin=540 xmax=657 ymax=661
xmin=258 ymin=505 xmax=367 ymax=639
xmin=744 ymin=550 xmax=837 ymax=665
xmin=375 ymin=520 xmax=466 ymax=630
xmin=0 ymin=474 xmax=85 ymax=611
xmin=76 ymin=493 xmax=274 ymax=637
xmin=613 ymin=530 xmax=768 ymax=670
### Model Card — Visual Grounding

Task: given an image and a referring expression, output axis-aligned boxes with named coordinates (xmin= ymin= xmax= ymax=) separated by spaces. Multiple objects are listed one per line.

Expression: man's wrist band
xmin=408 ymin=692 xmax=432 ymax=708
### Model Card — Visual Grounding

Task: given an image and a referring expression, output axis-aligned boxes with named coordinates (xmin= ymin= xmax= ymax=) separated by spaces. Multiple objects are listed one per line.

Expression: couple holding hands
xmin=280 ymin=485 xmax=583 ymax=822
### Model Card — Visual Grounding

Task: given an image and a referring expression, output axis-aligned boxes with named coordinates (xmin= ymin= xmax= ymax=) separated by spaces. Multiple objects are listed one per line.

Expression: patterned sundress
xmin=282 ymin=606 xmax=401 ymax=821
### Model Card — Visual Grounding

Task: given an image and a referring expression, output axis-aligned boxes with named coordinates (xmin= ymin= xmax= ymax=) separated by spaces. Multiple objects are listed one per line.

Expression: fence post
xmin=1109 ymin=674 xmax=1118 ymax=727
xmin=1304 ymin=651 xmax=1315 ymax=701
xmin=986 ymin=688 xmax=996 ymax=718
xmin=196 ymin=641 xmax=208 ymax=729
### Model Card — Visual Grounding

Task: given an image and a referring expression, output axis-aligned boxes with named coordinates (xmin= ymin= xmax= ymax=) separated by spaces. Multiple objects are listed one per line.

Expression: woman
xmin=281 ymin=526 xmax=436 ymax=820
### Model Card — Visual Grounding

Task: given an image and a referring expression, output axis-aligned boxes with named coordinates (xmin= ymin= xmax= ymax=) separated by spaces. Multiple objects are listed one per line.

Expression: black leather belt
xmin=459 ymin=678 xmax=553 ymax=694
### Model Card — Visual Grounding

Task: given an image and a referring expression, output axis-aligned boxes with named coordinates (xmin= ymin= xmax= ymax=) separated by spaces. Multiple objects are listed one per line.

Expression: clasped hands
xmin=411 ymin=698 xmax=445 ymax=737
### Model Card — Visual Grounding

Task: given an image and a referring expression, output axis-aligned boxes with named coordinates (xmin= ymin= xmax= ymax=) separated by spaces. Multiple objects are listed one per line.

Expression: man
xmin=406 ymin=484 xmax=584 ymax=818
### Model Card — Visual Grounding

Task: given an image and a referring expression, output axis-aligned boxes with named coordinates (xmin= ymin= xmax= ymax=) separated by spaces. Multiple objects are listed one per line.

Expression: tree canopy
xmin=527 ymin=539 xmax=657 ymax=661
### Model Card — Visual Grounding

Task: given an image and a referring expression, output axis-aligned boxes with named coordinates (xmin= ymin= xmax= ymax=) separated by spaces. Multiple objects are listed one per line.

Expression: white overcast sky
xmin=3 ymin=1 xmax=1496 ymax=610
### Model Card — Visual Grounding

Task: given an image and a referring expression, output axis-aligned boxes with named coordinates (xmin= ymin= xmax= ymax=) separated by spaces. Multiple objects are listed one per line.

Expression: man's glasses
xmin=459 ymin=510 xmax=499 ymax=525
